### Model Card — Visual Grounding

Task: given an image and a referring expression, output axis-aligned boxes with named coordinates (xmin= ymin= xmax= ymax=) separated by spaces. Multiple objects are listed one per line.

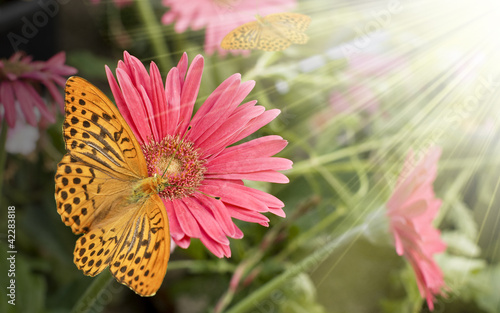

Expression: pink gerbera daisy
xmin=386 ymin=147 xmax=447 ymax=311
xmin=105 ymin=51 xmax=291 ymax=257
xmin=161 ymin=0 xmax=296 ymax=56
xmin=0 ymin=51 xmax=77 ymax=128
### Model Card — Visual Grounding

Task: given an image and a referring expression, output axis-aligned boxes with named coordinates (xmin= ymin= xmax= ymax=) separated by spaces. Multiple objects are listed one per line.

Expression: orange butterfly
xmin=221 ymin=12 xmax=311 ymax=51
xmin=54 ymin=77 xmax=170 ymax=296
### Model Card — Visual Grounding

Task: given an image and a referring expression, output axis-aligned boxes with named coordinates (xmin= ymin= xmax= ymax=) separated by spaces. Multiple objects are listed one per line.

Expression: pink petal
xmin=24 ymin=83 xmax=55 ymax=123
xmin=188 ymin=74 xmax=241 ymax=142
xmin=224 ymin=109 xmax=281 ymax=147
xmin=106 ymin=65 xmax=141 ymax=141
xmin=149 ymin=62 xmax=168 ymax=141
xmin=193 ymin=193 xmax=236 ymax=237
xmin=182 ymin=197 xmax=229 ymax=245
xmin=172 ymin=198 xmax=202 ymax=238
xmin=137 ymin=84 xmax=159 ymax=141
xmin=198 ymin=103 xmax=265 ymax=156
xmin=0 ymin=82 xmax=17 ymax=128
xmin=210 ymin=135 xmax=287 ymax=162
xmin=41 ymin=79 xmax=64 ymax=111
xmin=12 ymin=82 xmax=37 ymax=126
xmin=116 ymin=68 xmax=152 ymax=143
xmin=178 ymin=55 xmax=204 ymax=134
xmin=174 ymin=235 xmax=191 ymax=249
xmin=176 ymin=52 xmax=189 ymax=87
xmin=205 ymin=171 xmax=290 ymax=184
xmin=199 ymin=229 xmax=231 ymax=258
xmin=207 ymin=157 xmax=292 ymax=174
xmin=226 ymin=204 xmax=270 ymax=226
xmin=164 ymin=67 xmax=181 ymax=136
xmin=199 ymin=180 xmax=269 ymax=213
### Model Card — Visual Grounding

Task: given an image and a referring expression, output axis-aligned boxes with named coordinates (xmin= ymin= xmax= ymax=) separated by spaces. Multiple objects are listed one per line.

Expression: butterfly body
xmin=221 ymin=12 xmax=311 ymax=51
xmin=55 ymin=77 xmax=170 ymax=296
xmin=128 ymin=175 xmax=167 ymax=204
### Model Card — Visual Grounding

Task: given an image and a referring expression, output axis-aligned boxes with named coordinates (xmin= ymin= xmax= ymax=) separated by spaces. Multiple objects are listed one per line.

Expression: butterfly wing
xmin=221 ymin=20 xmax=262 ymax=50
xmin=266 ymin=12 xmax=311 ymax=33
xmin=55 ymin=76 xmax=171 ymax=296
xmin=55 ymin=76 xmax=148 ymax=234
xmin=256 ymin=13 xmax=311 ymax=51
xmin=62 ymin=76 xmax=147 ymax=179
xmin=74 ymin=195 xmax=170 ymax=296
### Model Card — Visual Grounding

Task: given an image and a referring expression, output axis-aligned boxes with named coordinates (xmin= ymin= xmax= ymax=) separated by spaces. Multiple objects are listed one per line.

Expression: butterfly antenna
xmin=161 ymin=125 xmax=192 ymax=178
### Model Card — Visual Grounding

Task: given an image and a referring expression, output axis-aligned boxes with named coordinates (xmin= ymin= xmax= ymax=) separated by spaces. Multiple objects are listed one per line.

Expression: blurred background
xmin=1 ymin=0 xmax=500 ymax=312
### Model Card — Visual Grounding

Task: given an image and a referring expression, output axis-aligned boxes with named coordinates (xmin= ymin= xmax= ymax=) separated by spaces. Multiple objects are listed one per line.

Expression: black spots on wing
xmin=71 ymin=116 xmax=79 ymax=125
xmin=72 ymin=215 xmax=81 ymax=226
xmin=91 ymin=113 xmax=99 ymax=124
xmin=79 ymin=99 xmax=86 ymax=106
xmin=103 ymin=113 xmax=112 ymax=121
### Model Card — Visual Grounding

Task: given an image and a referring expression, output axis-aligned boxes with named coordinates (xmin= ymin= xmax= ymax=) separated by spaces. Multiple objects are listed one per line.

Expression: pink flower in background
xmin=386 ymin=147 xmax=446 ymax=311
xmin=106 ymin=51 xmax=291 ymax=257
xmin=161 ymin=0 xmax=296 ymax=56
xmin=0 ymin=51 xmax=77 ymax=128
xmin=347 ymin=53 xmax=408 ymax=77
xmin=330 ymin=85 xmax=379 ymax=115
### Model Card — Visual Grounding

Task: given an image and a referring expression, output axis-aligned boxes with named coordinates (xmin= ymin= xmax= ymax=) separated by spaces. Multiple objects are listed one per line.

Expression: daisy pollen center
xmin=142 ymin=135 xmax=206 ymax=200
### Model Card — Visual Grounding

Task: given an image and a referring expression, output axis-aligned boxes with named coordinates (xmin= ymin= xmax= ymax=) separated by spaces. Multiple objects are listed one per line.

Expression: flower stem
xmin=0 ymin=121 xmax=8 ymax=199
xmin=135 ymin=0 xmax=172 ymax=71
xmin=223 ymin=224 xmax=365 ymax=313
xmin=71 ymin=271 xmax=115 ymax=313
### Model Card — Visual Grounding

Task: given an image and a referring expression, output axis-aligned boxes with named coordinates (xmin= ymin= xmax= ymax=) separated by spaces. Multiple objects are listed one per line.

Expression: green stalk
xmin=135 ymin=0 xmax=172 ymax=71
xmin=0 ymin=121 xmax=8 ymax=200
xmin=71 ymin=271 xmax=115 ymax=313
xmin=223 ymin=224 xmax=365 ymax=313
